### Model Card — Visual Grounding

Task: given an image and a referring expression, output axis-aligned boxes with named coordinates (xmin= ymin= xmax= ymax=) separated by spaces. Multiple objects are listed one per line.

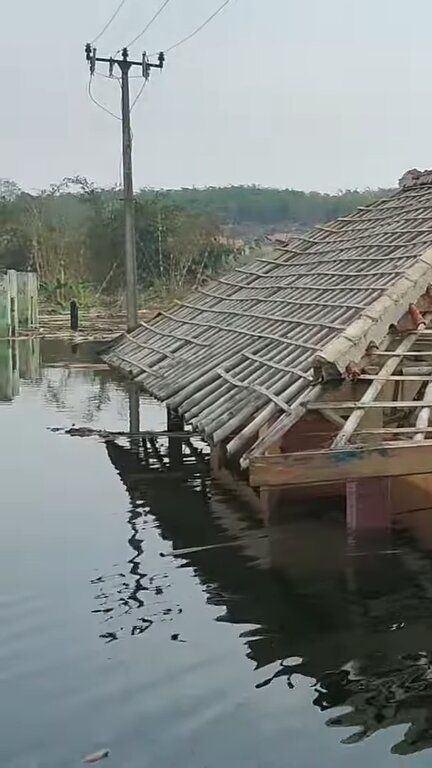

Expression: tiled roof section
xmin=105 ymin=177 xmax=432 ymax=457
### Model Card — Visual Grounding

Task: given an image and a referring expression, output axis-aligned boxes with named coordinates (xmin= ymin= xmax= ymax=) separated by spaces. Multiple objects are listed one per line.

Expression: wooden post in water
xmin=70 ymin=300 xmax=79 ymax=332
xmin=346 ymin=477 xmax=392 ymax=535
xmin=8 ymin=271 xmax=18 ymax=337
xmin=128 ymin=385 xmax=141 ymax=453
xmin=167 ymin=407 xmax=184 ymax=469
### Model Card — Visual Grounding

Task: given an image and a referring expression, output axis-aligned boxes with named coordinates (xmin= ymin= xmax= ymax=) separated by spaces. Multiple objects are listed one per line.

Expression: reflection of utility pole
xmin=128 ymin=384 xmax=141 ymax=452
xmin=85 ymin=44 xmax=165 ymax=332
xmin=167 ymin=407 xmax=184 ymax=469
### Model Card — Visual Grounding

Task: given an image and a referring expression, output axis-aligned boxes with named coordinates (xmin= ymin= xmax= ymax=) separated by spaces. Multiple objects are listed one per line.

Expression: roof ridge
xmin=314 ymin=248 xmax=432 ymax=376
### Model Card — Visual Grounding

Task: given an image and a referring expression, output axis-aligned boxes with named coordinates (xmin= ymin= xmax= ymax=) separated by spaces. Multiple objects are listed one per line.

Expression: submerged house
xmin=105 ymin=169 xmax=432 ymax=521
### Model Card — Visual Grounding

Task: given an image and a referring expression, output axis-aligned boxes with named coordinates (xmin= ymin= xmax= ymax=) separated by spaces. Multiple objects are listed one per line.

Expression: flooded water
xmin=3 ymin=339 xmax=432 ymax=766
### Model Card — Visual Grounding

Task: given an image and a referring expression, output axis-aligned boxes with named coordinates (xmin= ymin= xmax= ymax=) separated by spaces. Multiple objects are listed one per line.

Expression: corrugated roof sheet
xmin=104 ymin=171 xmax=432 ymax=457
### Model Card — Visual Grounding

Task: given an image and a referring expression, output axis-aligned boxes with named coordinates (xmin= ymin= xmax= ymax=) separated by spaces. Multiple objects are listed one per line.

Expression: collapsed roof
xmin=104 ymin=169 xmax=432 ymax=459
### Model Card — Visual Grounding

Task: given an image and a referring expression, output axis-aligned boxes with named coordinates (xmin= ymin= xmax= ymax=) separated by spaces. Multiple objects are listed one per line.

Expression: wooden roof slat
xmin=160 ymin=310 xmax=323 ymax=351
xmin=139 ymin=320 xmax=208 ymax=347
xmin=255 ymin=259 xmax=406 ymax=276
xmin=109 ymin=351 xmax=161 ymax=377
xmin=216 ymin=368 xmax=291 ymax=413
xmin=177 ymin=298 xmax=345 ymax=330
xmin=271 ymin=254 xmax=417 ymax=264
xmin=285 ymin=231 xmax=432 ymax=245
xmin=216 ymin=279 xmax=367 ymax=308
xmin=321 ymin=209 xmax=432 ymax=224
xmin=124 ymin=332 xmax=180 ymax=361
xmin=235 ymin=266 xmax=397 ymax=287
xmin=242 ymin=352 xmax=313 ymax=381
xmin=312 ymin=223 xmax=432 ymax=235
xmin=278 ymin=241 xmax=427 ymax=252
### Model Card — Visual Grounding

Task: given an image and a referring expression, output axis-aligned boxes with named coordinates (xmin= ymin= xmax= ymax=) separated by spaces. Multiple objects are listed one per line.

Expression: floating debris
xmin=82 ymin=748 xmax=110 ymax=763
xmin=49 ymin=425 xmax=200 ymax=440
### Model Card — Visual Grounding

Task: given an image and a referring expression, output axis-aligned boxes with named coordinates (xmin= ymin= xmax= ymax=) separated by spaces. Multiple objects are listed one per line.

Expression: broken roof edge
xmin=313 ymin=247 xmax=432 ymax=378
xmin=399 ymin=168 xmax=432 ymax=189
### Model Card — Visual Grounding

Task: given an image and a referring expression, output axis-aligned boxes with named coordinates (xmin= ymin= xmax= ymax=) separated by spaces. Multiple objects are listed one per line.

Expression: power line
xmin=116 ymin=0 xmax=173 ymax=56
xmin=88 ymin=76 xmax=121 ymax=121
xmin=91 ymin=0 xmax=129 ymax=45
xmin=161 ymin=0 xmax=234 ymax=54
xmin=124 ymin=1 xmax=235 ymax=111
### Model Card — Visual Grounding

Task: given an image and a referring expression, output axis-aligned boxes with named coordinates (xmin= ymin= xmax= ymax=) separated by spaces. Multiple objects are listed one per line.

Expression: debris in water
xmin=82 ymin=748 xmax=110 ymax=763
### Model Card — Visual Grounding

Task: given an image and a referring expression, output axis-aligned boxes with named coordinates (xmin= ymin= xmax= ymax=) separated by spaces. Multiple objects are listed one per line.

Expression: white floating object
xmin=82 ymin=749 xmax=110 ymax=764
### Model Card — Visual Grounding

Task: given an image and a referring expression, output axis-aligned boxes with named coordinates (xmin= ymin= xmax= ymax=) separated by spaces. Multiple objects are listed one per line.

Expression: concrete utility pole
xmin=85 ymin=44 xmax=165 ymax=331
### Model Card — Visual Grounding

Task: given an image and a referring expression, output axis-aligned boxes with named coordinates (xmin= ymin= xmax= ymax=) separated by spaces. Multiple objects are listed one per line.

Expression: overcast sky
xmin=1 ymin=0 xmax=431 ymax=192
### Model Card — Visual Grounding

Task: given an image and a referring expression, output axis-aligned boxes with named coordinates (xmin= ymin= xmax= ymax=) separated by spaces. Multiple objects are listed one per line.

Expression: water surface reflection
xmin=104 ymin=421 xmax=432 ymax=758
xmin=3 ymin=339 xmax=432 ymax=765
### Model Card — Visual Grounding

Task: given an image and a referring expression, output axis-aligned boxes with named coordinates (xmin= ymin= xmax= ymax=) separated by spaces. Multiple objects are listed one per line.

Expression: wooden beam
xmin=353 ymin=425 xmax=432 ymax=436
xmin=413 ymin=381 xmax=432 ymax=442
xmin=403 ymin=330 xmax=432 ymax=336
xmin=332 ymin=332 xmax=422 ymax=448
xmin=250 ymin=442 xmax=432 ymax=488
xmin=402 ymin=367 xmax=432 ymax=375
xmin=308 ymin=400 xmax=430 ymax=410
xmin=358 ymin=374 xmax=432 ymax=382
xmin=359 ymin=363 xmax=432 ymax=387
xmin=317 ymin=409 xmax=346 ymax=428
xmin=240 ymin=385 xmax=323 ymax=468
xmin=370 ymin=351 xmax=432 ymax=356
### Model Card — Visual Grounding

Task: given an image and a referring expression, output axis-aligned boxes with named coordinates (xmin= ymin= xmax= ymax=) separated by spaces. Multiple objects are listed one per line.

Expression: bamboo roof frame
xmin=247 ymin=318 xmax=432 ymax=480
xmin=104 ymin=170 xmax=432 ymax=463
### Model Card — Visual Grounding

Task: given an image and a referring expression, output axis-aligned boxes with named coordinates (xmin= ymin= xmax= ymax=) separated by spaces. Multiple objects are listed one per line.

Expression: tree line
xmin=150 ymin=185 xmax=391 ymax=228
xmin=0 ymin=178 xmax=391 ymax=304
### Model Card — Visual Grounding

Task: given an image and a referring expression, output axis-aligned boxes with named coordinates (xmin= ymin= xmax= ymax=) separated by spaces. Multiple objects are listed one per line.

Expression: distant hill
xmin=140 ymin=185 xmax=393 ymax=239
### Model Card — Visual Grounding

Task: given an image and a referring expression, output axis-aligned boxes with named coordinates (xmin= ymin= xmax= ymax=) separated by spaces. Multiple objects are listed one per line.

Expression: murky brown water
xmin=2 ymin=338 xmax=432 ymax=767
